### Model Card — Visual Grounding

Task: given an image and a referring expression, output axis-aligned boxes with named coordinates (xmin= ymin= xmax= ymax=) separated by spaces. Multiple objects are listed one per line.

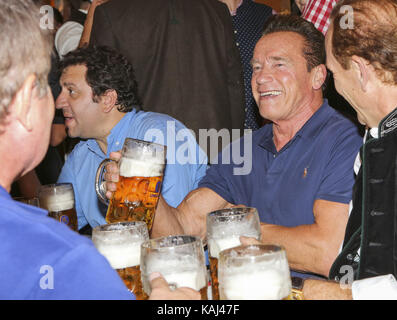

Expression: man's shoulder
xmin=0 ymin=199 xmax=89 ymax=250
xmin=321 ymin=106 xmax=362 ymax=137
xmin=0 ymin=203 xmax=100 ymax=299
xmin=0 ymin=200 xmax=94 ymax=274
xmin=65 ymin=140 xmax=91 ymax=159
xmin=132 ymin=110 xmax=190 ymax=132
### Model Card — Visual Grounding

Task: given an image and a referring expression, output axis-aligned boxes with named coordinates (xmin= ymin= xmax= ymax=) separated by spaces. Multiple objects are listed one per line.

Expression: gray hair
xmin=0 ymin=0 xmax=53 ymax=123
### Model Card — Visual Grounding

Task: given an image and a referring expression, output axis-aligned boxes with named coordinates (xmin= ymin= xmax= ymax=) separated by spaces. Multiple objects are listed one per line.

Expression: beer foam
xmin=144 ymin=256 xmax=207 ymax=291
xmin=163 ymin=270 xmax=207 ymax=291
xmin=41 ymin=193 xmax=74 ymax=212
xmin=208 ymin=227 xmax=260 ymax=259
xmin=119 ymin=158 xmax=164 ymax=178
xmin=220 ymin=268 xmax=291 ymax=300
xmin=208 ymin=236 xmax=241 ymax=259
xmin=96 ymin=242 xmax=142 ymax=269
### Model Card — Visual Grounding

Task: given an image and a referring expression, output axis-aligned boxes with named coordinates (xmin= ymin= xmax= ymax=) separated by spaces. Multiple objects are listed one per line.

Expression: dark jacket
xmin=330 ymin=108 xmax=397 ymax=281
xmin=89 ymin=0 xmax=245 ymax=137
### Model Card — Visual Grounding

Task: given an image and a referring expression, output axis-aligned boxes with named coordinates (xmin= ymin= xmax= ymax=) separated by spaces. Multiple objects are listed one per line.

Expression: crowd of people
xmin=1 ymin=0 xmax=397 ymax=300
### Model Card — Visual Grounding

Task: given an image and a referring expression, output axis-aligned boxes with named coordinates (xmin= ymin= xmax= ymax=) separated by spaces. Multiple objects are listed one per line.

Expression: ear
xmin=14 ymin=74 xmax=36 ymax=131
xmin=100 ymin=89 xmax=118 ymax=113
xmin=351 ymin=55 xmax=369 ymax=92
xmin=311 ymin=64 xmax=327 ymax=90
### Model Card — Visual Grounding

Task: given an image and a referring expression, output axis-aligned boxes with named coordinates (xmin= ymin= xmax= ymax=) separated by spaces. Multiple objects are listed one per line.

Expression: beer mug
xmin=95 ymin=138 xmax=166 ymax=231
xmin=140 ymin=235 xmax=208 ymax=300
xmin=92 ymin=221 xmax=149 ymax=300
xmin=219 ymin=244 xmax=292 ymax=300
xmin=206 ymin=207 xmax=261 ymax=300
xmin=38 ymin=183 xmax=78 ymax=231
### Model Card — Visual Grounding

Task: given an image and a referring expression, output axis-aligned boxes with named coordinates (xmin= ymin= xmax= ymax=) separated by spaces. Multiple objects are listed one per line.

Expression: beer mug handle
xmin=95 ymin=159 xmax=114 ymax=206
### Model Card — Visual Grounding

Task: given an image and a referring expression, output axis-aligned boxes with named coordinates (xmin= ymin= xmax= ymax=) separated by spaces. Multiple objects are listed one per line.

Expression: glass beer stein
xmin=140 ymin=235 xmax=208 ymax=300
xmin=206 ymin=207 xmax=261 ymax=300
xmin=38 ymin=183 xmax=78 ymax=231
xmin=95 ymin=138 xmax=166 ymax=232
xmin=218 ymin=244 xmax=292 ymax=300
xmin=92 ymin=221 xmax=149 ymax=299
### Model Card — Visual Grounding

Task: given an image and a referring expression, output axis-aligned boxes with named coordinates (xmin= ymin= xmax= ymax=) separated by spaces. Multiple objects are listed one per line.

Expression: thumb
xmin=149 ymin=272 xmax=170 ymax=291
xmin=109 ymin=150 xmax=122 ymax=161
xmin=240 ymin=236 xmax=261 ymax=246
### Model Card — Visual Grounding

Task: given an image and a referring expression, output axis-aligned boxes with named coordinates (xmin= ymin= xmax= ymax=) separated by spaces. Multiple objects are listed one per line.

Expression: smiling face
xmin=56 ymin=64 xmax=105 ymax=139
xmin=251 ymin=31 xmax=319 ymax=124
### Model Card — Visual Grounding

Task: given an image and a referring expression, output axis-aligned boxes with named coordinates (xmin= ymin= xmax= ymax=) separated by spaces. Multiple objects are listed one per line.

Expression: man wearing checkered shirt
xmin=295 ymin=0 xmax=339 ymax=35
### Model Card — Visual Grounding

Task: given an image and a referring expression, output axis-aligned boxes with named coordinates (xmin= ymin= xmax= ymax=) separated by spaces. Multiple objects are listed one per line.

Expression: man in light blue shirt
xmin=56 ymin=46 xmax=207 ymax=230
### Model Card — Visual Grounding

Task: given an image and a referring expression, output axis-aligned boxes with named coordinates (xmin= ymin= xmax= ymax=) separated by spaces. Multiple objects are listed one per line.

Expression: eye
xmin=252 ymin=65 xmax=261 ymax=72
xmin=68 ymin=88 xmax=77 ymax=96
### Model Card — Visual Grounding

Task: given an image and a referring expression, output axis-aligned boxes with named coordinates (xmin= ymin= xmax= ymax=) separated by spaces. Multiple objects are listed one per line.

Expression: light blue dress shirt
xmin=58 ymin=109 xmax=208 ymax=230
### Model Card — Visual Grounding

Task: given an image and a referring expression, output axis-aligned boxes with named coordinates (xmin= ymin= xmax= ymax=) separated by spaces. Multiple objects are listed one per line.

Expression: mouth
xmin=259 ymin=90 xmax=282 ymax=98
xmin=63 ymin=115 xmax=75 ymax=127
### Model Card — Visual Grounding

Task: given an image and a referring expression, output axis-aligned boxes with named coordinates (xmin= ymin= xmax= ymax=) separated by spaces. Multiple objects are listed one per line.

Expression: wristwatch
xmin=290 ymin=276 xmax=305 ymax=300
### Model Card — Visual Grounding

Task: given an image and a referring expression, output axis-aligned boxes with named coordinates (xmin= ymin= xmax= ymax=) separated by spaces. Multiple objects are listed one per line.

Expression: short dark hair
xmin=59 ymin=45 xmax=141 ymax=112
xmin=262 ymin=14 xmax=325 ymax=72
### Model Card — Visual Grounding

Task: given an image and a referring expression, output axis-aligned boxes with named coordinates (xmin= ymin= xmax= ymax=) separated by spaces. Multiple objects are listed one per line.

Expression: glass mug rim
xmin=141 ymin=235 xmax=202 ymax=250
xmin=38 ymin=182 xmax=73 ymax=193
xmin=123 ymin=137 xmax=167 ymax=150
xmin=93 ymin=221 xmax=148 ymax=234
xmin=207 ymin=207 xmax=258 ymax=219
xmin=220 ymin=244 xmax=286 ymax=260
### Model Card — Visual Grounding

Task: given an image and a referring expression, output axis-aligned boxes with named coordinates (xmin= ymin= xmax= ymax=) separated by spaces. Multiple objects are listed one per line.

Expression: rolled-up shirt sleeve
xmin=352 ymin=274 xmax=397 ymax=300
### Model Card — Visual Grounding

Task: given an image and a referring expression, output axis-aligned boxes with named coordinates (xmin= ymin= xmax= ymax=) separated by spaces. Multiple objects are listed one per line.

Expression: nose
xmin=255 ymin=68 xmax=273 ymax=85
xmin=55 ymin=90 xmax=67 ymax=110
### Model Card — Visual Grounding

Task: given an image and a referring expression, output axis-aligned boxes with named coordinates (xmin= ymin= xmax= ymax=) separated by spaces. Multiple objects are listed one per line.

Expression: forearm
xmin=152 ymin=188 xmax=229 ymax=241
xmin=303 ymin=279 xmax=352 ymax=300
xmin=260 ymin=223 xmax=338 ymax=276
xmin=151 ymin=196 xmax=185 ymax=238
xmin=79 ymin=7 xmax=96 ymax=47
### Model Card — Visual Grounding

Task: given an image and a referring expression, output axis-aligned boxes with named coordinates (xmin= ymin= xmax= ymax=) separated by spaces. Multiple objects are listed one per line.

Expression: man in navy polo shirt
xmin=0 ymin=0 xmax=199 ymax=300
xmin=105 ymin=15 xmax=362 ymax=278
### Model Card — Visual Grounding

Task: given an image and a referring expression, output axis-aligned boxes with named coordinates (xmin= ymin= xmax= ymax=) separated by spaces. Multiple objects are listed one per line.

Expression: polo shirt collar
xmin=258 ymin=99 xmax=332 ymax=152
xmin=87 ymin=109 xmax=137 ymax=157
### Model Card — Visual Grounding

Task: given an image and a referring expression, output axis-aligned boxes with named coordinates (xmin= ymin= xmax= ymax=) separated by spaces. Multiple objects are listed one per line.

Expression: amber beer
xmin=92 ymin=222 xmax=149 ymax=300
xmin=98 ymin=138 xmax=166 ymax=231
xmin=38 ymin=183 xmax=78 ymax=231
xmin=115 ymin=266 xmax=148 ymax=300
xmin=206 ymin=208 xmax=261 ymax=300
xmin=105 ymin=157 xmax=164 ymax=230
xmin=208 ymin=237 xmax=247 ymax=300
